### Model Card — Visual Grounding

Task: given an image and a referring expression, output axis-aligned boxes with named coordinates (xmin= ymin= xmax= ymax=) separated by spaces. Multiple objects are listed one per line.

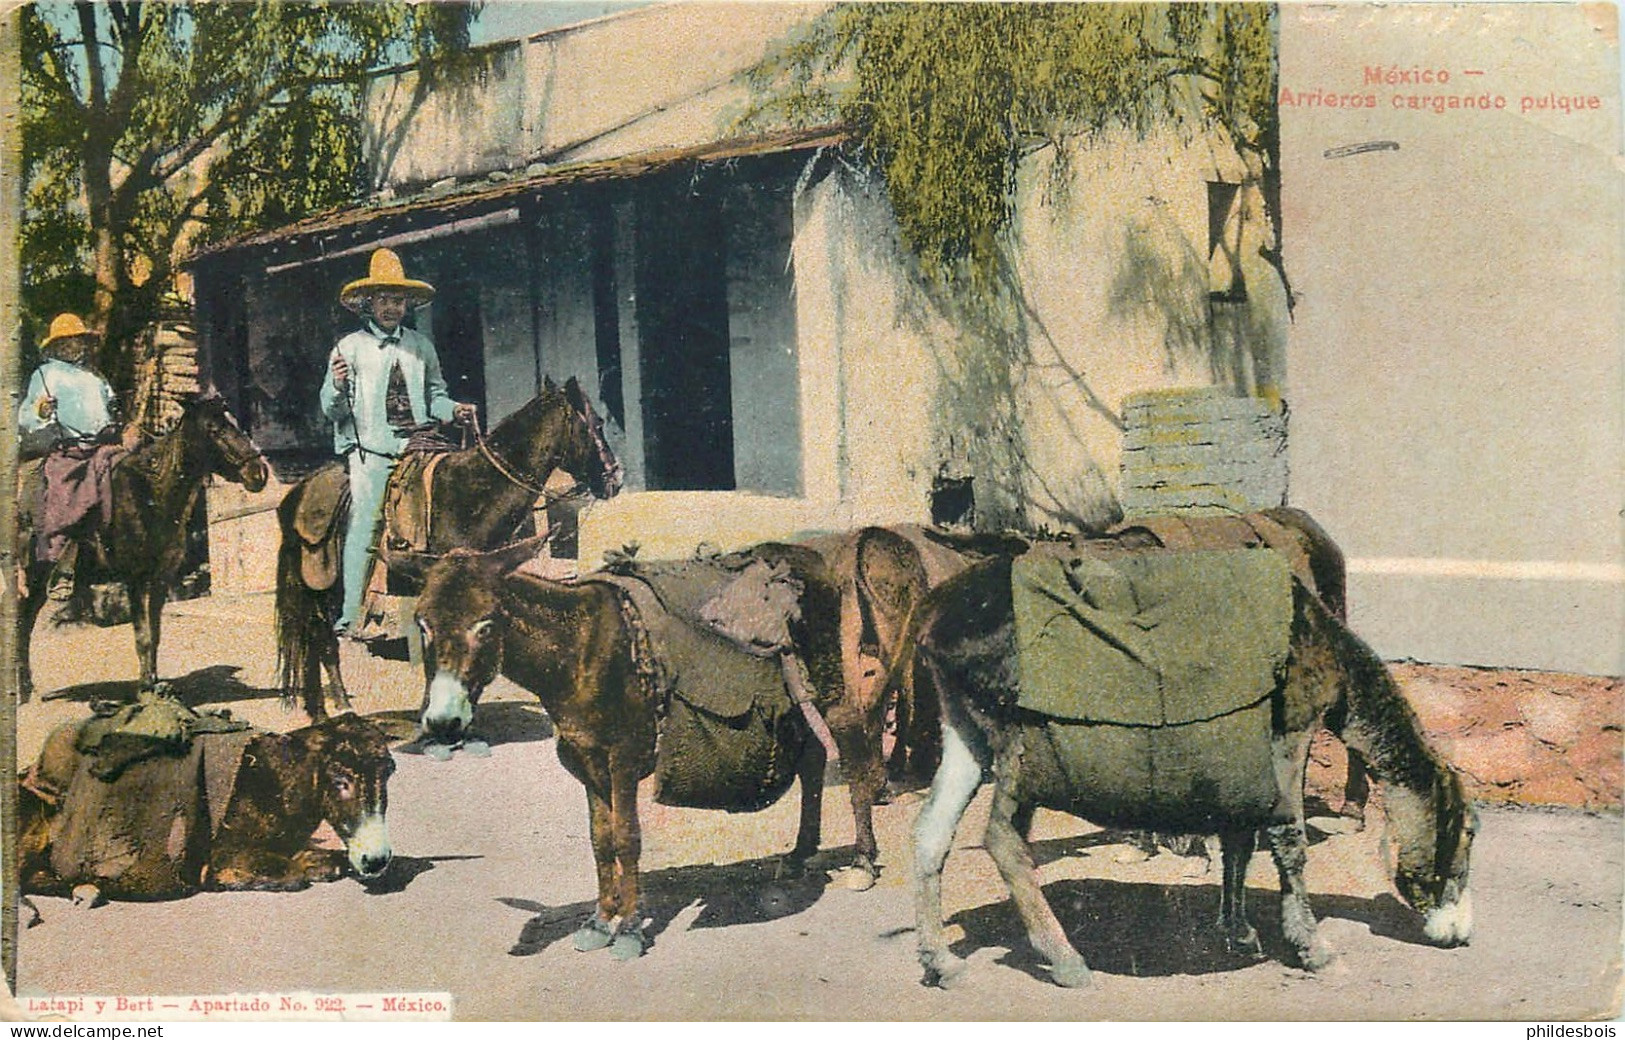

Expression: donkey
xmin=19 ymin=712 xmax=395 ymax=899
xmin=910 ymin=547 xmax=1475 ymax=988
xmin=400 ymin=539 xmax=832 ymax=959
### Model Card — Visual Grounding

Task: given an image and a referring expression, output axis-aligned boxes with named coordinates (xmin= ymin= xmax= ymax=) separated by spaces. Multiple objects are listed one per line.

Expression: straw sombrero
xmin=40 ymin=313 xmax=100 ymax=352
xmin=339 ymin=248 xmax=435 ymax=312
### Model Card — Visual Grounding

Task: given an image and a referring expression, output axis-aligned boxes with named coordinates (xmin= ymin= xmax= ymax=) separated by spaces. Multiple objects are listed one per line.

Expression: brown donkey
xmin=400 ymin=540 xmax=834 ymax=960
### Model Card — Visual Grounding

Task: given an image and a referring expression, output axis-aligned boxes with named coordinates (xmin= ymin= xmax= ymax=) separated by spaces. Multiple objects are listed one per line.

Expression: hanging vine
xmin=743 ymin=3 xmax=1282 ymax=532
xmin=743 ymin=3 xmax=1282 ymax=300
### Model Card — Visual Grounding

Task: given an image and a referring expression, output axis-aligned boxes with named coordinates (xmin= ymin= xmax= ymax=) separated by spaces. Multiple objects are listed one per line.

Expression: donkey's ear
xmin=543 ymin=376 xmax=558 ymax=393
xmin=482 ymin=533 xmax=552 ymax=576
xmin=378 ymin=541 xmax=437 ymax=586
xmin=563 ymin=376 xmax=586 ymax=413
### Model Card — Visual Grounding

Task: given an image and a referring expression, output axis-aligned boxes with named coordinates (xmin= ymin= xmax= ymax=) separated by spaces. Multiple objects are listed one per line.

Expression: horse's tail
xmin=274 ymin=482 xmax=330 ymax=709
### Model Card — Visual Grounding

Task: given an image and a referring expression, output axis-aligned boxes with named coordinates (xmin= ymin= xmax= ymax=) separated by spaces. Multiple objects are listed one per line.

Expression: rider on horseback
xmin=321 ymin=249 xmax=476 ymax=637
xmin=17 ymin=313 xmax=142 ymax=600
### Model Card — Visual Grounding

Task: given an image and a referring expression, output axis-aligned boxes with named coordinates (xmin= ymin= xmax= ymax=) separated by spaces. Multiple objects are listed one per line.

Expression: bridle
xmin=469 ymin=412 xmax=593 ymax=509
xmin=190 ymin=400 xmax=265 ymax=477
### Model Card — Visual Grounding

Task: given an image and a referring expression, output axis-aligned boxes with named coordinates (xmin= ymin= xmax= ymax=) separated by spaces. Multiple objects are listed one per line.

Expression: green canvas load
xmin=1010 ymin=546 xmax=1293 ymax=829
xmin=592 ymin=558 xmax=806 ymax=812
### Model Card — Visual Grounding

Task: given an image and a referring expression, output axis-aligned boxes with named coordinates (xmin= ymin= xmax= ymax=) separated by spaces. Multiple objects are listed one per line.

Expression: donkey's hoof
xmin=571 ymin=917 xmax=614 ymax=953
xmin=1048 ymin=956 xmax=1092 ymax=989
xmin=70 ymin=884 xmax=105 ymax=909
xmin=424 ymin=742 xmax=455 ymax=763
xmin=462 ymin=739 xmax=491 ymax=758
xmin=921 ymin=953 xmax=968 ymax=989
xmin=838 ymin=856 xmax=879 ymax=891
xmin=1294 ymin=942 xmax=1335 ymax=972
xmin=777 ymin=854 xmax=811 ymax=880
xmin=1224 ymin=925 xmax=1264 ymax=959
xmin=608 ymin=928 xmax=647 ymax=961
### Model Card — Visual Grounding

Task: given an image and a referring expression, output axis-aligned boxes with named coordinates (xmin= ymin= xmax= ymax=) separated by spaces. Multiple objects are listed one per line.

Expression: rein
xmin=471 ymin=417 xmax=589 ymax=508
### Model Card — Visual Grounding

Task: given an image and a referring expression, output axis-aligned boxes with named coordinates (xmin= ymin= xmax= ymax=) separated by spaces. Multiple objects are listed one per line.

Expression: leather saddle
xmin=289 ymin=462 xmax=350 ymax=592
xmin=289 ymin=449 xmax=453 ymax=593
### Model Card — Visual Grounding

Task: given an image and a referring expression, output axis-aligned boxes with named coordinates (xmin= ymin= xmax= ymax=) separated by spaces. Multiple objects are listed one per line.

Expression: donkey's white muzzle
xmin=347 ymin=812 xmax=393 ymax=880
xmin=422 ymin=672 xmax=475 ymax=740
xmin=1423 ymin=889 xmax=1473 ymax=946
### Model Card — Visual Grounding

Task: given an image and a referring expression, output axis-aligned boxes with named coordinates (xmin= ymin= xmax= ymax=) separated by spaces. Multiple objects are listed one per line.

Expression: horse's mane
xmin=482 ymin=380 xmax=570 ymax=456
xmin=119 ymin=392 xmax=238 ymax=483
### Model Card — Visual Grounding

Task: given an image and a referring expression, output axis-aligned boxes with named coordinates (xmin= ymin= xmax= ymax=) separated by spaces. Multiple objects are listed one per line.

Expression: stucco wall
xmin=366 ymin=2 xmax=827 ymax=188
xmin=575 ymin=120 xmax=1288 ymax=565
xmin=1280 ymin=4 xmax=1624 ymax=675
xmin=1007 ymin=128 xmax=1286 ymax=531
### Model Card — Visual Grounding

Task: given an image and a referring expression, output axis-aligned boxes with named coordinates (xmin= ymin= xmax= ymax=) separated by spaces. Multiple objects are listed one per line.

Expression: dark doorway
xmin=634 ymin=173 xmax=736 ymax=491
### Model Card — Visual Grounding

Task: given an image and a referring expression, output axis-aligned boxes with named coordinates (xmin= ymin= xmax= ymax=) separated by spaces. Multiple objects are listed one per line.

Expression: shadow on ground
xmin=361 ymin=854 xmax=486 ymax=895
xmin=44 ymin=664 xmax=278 ymax=708
xmin=1024 ymin=819 xmax=1342 ymax=873
xmin=944 ymin=876 xmax=1434 ymax=984
xmin=370 ymin=702 xmax=556 ymax=751
xmin=500 ymin=849 xmax=841 ymax=957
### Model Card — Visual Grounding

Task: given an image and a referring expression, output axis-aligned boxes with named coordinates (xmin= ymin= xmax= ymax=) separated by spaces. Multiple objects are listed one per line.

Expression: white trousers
xmin=340 ymin=450 xmax=396 ymax=628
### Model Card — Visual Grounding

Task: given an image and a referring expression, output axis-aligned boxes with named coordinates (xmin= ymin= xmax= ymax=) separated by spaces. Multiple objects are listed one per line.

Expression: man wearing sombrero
xmin=17 ymin=313 xmax=141 ymax=598
xmin=320 ymin=248 xmax=476 ymax=636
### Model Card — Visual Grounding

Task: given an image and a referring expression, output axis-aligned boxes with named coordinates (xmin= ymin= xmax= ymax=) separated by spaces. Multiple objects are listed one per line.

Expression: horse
xmin=909 ymin=545 xmax=1476 ymax=989
xmin=397 ymin=538 xmax=843 ymax=959
xmin=18 ymin=712 xmax=395 ymax=899
xmin=274 ymin=376 xmax=622 ymax=721
xmin=15 ymin=392 xmax=268 ymax=702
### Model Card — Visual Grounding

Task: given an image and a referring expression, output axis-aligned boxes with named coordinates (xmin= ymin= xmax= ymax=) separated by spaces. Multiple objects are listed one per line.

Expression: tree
xmin=21 ymin=0 xmax=480 ymax=392
xmin=745 ymin=3 xmax=1281 ymax=298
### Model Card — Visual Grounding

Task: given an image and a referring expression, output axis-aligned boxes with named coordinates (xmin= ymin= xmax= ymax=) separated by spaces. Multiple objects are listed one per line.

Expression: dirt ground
xmin=8 ymin=592 xmax=1623 ymax=1022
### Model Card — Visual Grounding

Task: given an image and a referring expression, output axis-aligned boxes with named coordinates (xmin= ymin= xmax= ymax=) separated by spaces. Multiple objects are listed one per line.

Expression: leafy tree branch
xmin=21 ymin=0 xmax=480 ymax=393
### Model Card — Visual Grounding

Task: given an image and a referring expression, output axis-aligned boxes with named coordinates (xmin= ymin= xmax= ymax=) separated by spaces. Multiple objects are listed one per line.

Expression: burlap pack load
xmin=1010 ymin=546 xmax=1293 ymax=830
xmin=591 ymin=557 xmax=806 ymax=812
xmin=21 ymin=698 xmax=255 ymax=899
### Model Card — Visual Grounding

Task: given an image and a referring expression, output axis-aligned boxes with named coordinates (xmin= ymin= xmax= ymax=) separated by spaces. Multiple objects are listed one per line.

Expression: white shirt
xmin=319 ymin=323 xmax=456 ymax=458
xmin=18 ymin=359 xmax=116 ymax=441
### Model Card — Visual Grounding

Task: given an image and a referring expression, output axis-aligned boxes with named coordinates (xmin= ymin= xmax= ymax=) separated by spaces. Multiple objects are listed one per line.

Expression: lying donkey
xmin=19 ymin=710 xmax=395 ymax=900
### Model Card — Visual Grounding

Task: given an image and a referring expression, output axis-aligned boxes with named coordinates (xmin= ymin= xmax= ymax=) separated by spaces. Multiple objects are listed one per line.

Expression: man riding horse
xmin=320 ymin=248 xmax=477 ymax=637
xmin=17 ymin=313 xmax=144 ymax=601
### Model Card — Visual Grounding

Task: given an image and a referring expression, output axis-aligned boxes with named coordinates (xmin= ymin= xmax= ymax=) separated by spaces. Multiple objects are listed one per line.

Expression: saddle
xmin=289 ymin=449 xmax=453 ymax=593
xmin=1107 ymin=511 xmax=1315 ymax=600
xmin=289 ymin=462 xmax=350 ymax=592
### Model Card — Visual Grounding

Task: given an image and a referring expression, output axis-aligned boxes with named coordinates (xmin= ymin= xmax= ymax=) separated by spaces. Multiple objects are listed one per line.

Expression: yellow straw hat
xmin=40 ymin=313 xmax=100 ymax=352
xmin=339 ymin=248 xmax=435 ymax=312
